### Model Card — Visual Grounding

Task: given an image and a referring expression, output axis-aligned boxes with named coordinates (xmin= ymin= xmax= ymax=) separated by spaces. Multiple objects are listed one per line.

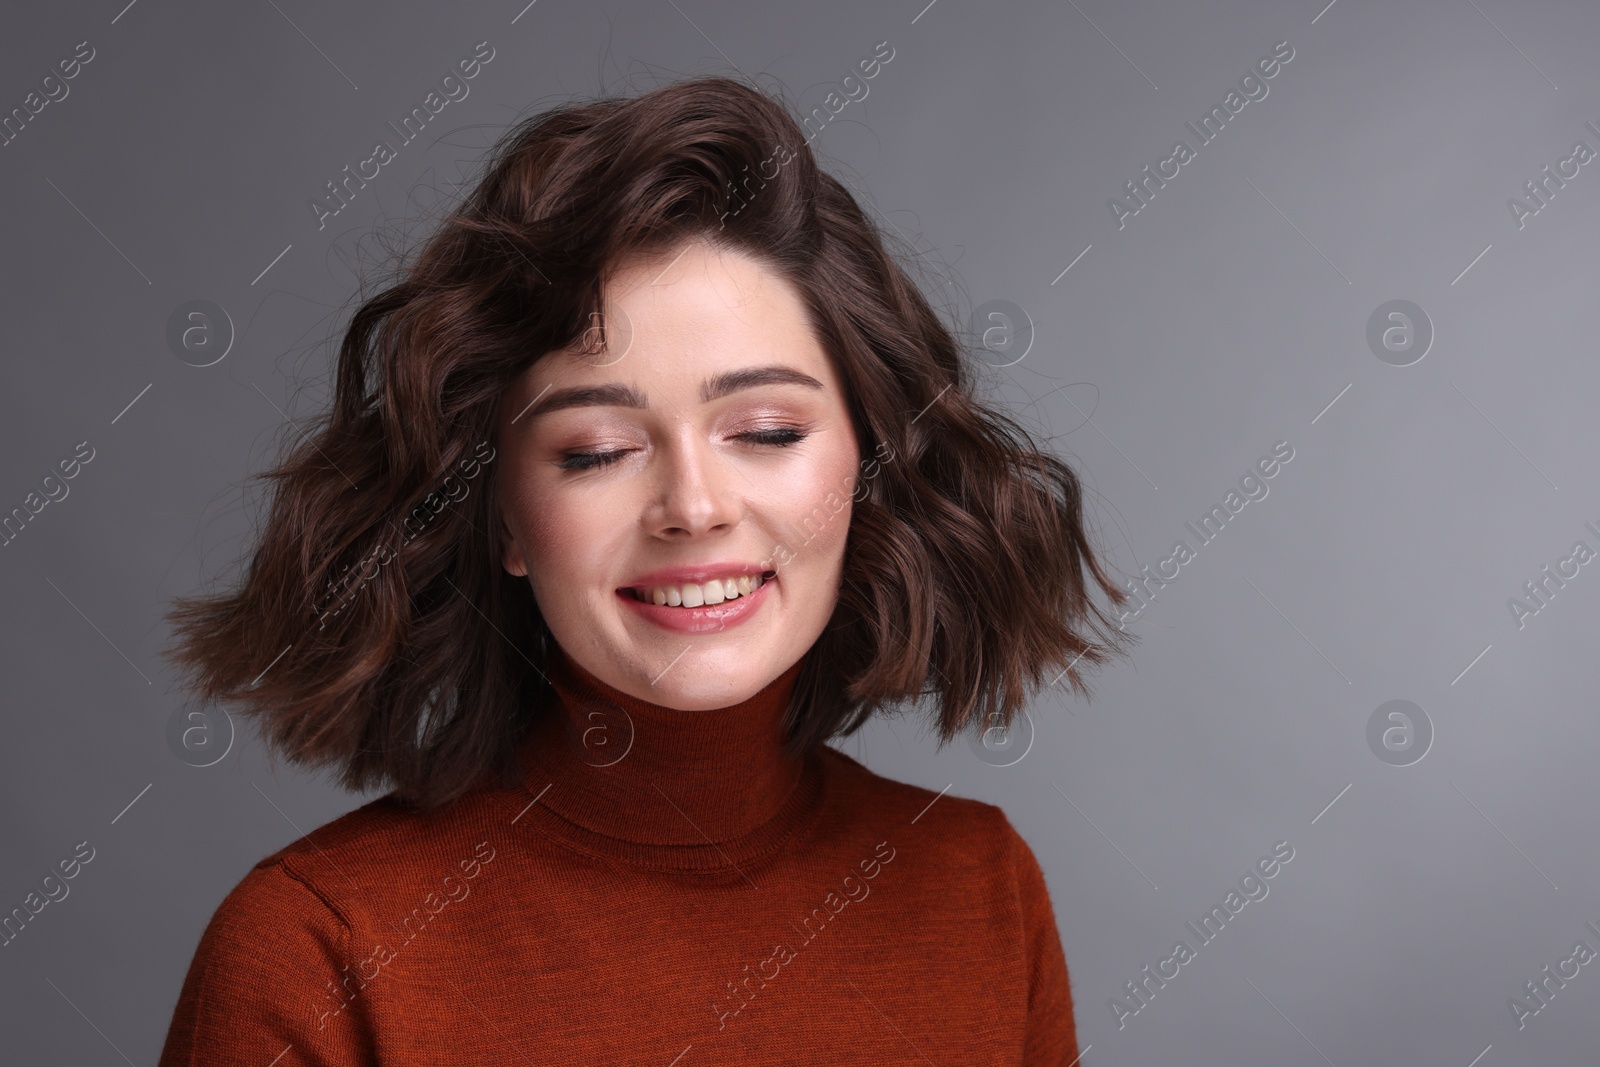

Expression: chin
xmin=661 ymin=650 xmax=775 ymax=697
xmin=573 ymin=630 xmax=758 ymax=701
xmin=662 ymin=683 xmax=751 ymax=711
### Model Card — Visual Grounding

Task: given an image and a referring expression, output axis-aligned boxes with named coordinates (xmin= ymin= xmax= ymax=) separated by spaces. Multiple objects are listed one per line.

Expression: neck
xmin=516 ymin=645 xmax=816 ymax=864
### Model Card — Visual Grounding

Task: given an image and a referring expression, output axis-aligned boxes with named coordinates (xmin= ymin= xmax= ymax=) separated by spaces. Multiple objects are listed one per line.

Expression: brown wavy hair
xmin=165 ymin=75 xmax=1137 ymax=811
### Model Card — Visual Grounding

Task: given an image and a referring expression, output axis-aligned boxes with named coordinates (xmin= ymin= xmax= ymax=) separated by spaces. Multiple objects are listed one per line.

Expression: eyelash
xmin=559 ymin=428 xmax=809 ymax=472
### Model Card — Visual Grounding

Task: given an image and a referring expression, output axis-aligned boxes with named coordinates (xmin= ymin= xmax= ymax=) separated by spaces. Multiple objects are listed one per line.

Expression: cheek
xmin=503 ymin=469 xmax=629 ymax=598
xmin=499 ymin=461 xmax=559 ymax=565
xmin=772 ymin=440 xmax=858 ymax=561
xmin=516 ymin=489 xmax=582 ymax=575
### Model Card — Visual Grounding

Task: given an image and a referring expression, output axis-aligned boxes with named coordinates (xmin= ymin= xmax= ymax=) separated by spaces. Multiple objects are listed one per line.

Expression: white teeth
xmin=644 ymin=574 xmax=766 ymax=608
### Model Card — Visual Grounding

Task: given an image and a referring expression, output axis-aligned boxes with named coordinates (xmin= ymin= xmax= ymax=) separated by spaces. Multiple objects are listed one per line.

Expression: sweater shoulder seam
xmin=272 ymin=855 xmax=360 ymax=935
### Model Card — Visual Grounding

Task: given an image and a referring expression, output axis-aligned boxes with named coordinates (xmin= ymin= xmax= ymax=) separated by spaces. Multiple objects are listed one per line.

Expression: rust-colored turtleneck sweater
xmin=158 ymin=646 xmax=1079 ymax=1064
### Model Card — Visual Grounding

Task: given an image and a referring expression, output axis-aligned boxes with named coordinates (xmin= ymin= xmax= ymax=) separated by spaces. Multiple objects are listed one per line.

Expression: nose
xmin=647 ymin=425 xmax=743 ymax=539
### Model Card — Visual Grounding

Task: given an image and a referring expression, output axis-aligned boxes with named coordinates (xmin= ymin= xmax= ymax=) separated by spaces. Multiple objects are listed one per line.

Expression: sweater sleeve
xmin=1008 ymin=821 xmax=1080 ymax=1066
xmin=157 ymin=859 xmax=377 ymax=1067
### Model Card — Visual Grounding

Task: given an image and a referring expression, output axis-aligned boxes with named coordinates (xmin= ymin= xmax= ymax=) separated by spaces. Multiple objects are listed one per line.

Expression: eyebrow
xmin=515 ymin=364 xmax=825 ymax=423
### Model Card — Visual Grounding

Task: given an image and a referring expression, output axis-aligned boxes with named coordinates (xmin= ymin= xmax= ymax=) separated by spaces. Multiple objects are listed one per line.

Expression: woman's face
xmin=496 ymin=238 xmax=861 ymax=710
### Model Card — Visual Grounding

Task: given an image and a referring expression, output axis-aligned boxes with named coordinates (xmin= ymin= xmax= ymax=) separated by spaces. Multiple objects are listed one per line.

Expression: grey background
xmin=2 ymin=0 xmax=1596 ymax=1063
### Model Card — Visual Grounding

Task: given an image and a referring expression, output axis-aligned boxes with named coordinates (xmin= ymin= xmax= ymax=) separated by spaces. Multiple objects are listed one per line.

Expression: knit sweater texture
xmin=157 ymin=646 xmax=1079 ymax=1064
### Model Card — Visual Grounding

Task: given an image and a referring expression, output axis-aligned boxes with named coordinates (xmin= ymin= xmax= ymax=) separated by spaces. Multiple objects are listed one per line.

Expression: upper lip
xmin=619 ymin=562 xmax=776 ymax=589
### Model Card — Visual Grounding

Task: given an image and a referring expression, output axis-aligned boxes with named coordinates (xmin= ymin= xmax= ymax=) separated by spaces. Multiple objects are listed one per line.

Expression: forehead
xmin=610 ymin=238 xmax=800 ymax=323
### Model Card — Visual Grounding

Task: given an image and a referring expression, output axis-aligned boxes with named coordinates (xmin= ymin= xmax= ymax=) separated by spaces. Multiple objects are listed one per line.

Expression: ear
xmin=498 ymin=509 xmax=528 ymax=577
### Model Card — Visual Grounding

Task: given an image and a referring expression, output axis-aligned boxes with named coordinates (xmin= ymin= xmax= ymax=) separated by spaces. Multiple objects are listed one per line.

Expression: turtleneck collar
xmin=513 ymin=644 xmax=827 ymax=875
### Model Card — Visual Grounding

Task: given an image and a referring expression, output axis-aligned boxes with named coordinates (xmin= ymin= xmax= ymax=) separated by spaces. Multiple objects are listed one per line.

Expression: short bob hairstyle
xmin=166 ymin=76 xmax=1137 ymax=811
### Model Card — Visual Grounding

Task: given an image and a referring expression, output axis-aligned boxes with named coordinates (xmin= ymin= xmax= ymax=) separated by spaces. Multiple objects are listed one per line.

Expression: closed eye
xmin=558 ymin=427 xmax=809 ymax=472
xmin=738 ymin=427 xmax=807 ymax=448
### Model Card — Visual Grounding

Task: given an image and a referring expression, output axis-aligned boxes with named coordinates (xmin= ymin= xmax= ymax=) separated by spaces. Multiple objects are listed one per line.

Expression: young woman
xmin=158 ymin=76 xmax=1134 ymax=1066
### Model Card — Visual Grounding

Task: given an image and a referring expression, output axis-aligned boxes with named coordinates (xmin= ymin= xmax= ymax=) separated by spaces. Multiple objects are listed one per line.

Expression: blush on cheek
xmin=509 ymin=475 xmax=619 ymax=599
xmin=509 ymin=498 xmax=561 ymax=578
xmin=773 ymin=465 xmax=856 ymax=571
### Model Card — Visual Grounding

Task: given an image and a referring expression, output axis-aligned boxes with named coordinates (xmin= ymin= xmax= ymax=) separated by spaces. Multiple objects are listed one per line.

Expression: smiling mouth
xmin=622 ymin=571 xmax=776 ymax=608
